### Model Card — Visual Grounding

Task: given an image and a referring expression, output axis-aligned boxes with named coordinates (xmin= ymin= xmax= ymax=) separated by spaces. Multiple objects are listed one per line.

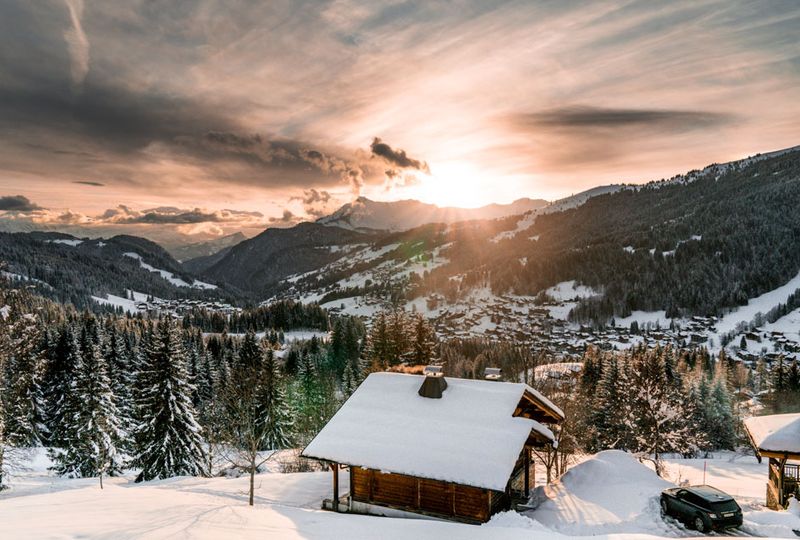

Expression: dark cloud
xmin=290 ymin=188 xmax=336 ymax=218
xmin=0 ymin=195 xmax=43 ymax=212
xmin=73 ymin=181 xmax=105 ymax=186
xmin=269 ymin=209 xmax=298 ymax=224
xmin=511 ymin=106 xmax=734 ymax=132
xmin=370 ymin=138 xmax=430 ymax=173
xmin=504 ymin=105 xmax=738 ymax=169
xmin=98 ymin=205 xmax=264 ymax=225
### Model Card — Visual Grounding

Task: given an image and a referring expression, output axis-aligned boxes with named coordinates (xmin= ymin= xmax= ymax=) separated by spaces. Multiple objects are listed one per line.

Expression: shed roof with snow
xmin=744 ymin=413 xmax=800 ymax=459
xmin=301 ymin=372 xmax=564 ymax=492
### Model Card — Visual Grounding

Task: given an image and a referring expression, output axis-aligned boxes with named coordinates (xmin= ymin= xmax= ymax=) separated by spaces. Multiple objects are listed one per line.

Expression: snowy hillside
xmin=2 ymin=449 xmax=798 ymax=539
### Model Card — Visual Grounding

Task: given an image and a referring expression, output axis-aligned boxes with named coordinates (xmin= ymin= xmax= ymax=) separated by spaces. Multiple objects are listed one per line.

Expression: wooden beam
xmin=368 ymin=468 xmax=374 ymax=502
xmin=524 ymin=448 xmax=530 ymax=498
xmin=779 ymin=457 xmax=787 ymax=508
xmin=331 ymin=462 xmax=339 ymax=510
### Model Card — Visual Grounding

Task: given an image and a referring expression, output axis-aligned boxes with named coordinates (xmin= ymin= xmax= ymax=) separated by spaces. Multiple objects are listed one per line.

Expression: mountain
xmin=170 ymin=232 xmax=247 ymax=262
xmin=237 ymin=145 xmax=800 ymax=343
xmin=0 ymin=232 xmax=234 ymax=309
xmin=200 ymin=222 xmax=371 ymax=296
xmin=316 ymin=196 xmax=548 ymax=231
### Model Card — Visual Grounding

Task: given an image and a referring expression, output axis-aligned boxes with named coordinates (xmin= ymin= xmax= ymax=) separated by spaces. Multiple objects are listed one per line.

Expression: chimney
xmin=484 ymin=367 xmax=502 ymax=381
xmin=418 ymin=365 xmax=447 ymax=398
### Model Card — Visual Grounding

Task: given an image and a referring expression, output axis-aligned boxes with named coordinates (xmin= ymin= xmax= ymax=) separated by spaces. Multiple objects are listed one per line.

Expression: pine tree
xmin=386 ymin=310 xmax=410 ymax=364
xmin=706 ymin=375 xmax=736 ymax=449
xmin=133 ymin=318 xmax=205 ymax=482
xmin=257 ymin=349 xmax=293 ymax=450
xmin=627 ymin=349 xmax=694 ymax=470
xmin=43 ymin=325 xmax=82 ymax=447
xmin=409 ymin=313 xmax=437 ymax=365
xmin=590 ymin=355 xmax=627 ymax=451
xmin=3 ymin=319 xmax=46 ymax=446
xmin=580 ymin=347 xmax=603 ymax=395
xmin=237 ymin=329 xmax=262 ymax=371
xmin=364 ymin=312 xmax=390 ymax=370
xmin=50 ymin=315 xmax=123 ymax=481
xmin=103 ymin=322 xmax=134 ymax=438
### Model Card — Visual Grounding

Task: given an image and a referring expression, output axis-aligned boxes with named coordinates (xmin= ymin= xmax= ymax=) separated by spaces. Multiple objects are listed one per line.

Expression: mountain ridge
xmin=316 ymin=196 xmax=548 ymax=232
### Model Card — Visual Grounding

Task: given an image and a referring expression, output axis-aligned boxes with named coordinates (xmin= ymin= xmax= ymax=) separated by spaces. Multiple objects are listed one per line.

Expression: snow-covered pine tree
xmin=43 ymin=325 xmax=82 ymax=447
xmin=409 ymin=313 xmax=437 ymax=365
xmin=133 ymin=317 xmax=206 ymax=482
xmin=50 ymin=315 xmax=124 ymax=482
xmin=3 ymin=318 xmax=46 ymax=446
xmin=364 ymin=311 xmax=390 ymax=370
xmin=257 ymin=349 xmax=293 ymax=450
xmin=341 ymin=357 xmax=362 ymax=398
xmin=0 ymin=284 xmax=10 ymax=490
xmin=706 ymin=374 xmax=736 ymax=449
xmin=386 ymin=310 xmax=410 ymax=364
xmin=102 ymin=321 xmax=134 ymax=439
xmin=237 ymin=329 xmax=262 ymax=371
xmin=627 ymin=348 xmax=693 ymax=471
xmin=590 ymin=354 xmax=628 ymax=451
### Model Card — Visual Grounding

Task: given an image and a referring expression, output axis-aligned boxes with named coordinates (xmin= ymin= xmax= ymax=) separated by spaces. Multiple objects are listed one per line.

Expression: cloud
xmin=98 ymin=205 xmax=265 ymax=225
xmin=291 ymin=188 xmax=337 ymax=218
xmin=72 ymin=180 xmax=104 ymax=186
xmin=503 ymin=105 xmax=738 ymax=169
xmin=370 ymin=138 xmax=430 ymax=173
xmin=63 ymin=0 xmax=89 ymax=89
xmin=269 ymin=209 xmax=299 ymax=224
xmin=0 ymin=195 xmax=44 ymax=212
xmin=512 ymin=106 xmax=734 ymax=132
xmin=1 ymin=0 xmax=799 ymax=208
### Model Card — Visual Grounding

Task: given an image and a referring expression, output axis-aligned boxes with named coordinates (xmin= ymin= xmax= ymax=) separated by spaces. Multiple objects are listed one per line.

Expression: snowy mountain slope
xmin=258 ymin=146 xmax=800 ymax=364
xmin=200 ymin=222 xmax=372 ymax=295
xmin=317 ymin=196 xmax=547 ymax=232
xmin=123 ymin=252 xmax=216 ymax=289
xmin=0 ymin=231 xmax=232 ymax=309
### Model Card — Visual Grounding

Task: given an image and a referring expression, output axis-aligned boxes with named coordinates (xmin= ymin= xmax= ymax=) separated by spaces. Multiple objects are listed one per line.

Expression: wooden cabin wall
xmin=350 ymin=467 xmax=493 ymax=522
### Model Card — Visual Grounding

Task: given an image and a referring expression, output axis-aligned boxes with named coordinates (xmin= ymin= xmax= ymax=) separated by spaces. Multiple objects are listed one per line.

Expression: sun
xmin=413 ymin=161 xmax=489 ymax=208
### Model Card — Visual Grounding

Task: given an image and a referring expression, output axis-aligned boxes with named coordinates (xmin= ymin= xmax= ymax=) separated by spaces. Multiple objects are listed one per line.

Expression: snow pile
xmin=529 ymin=450 xmax=673 ymax=536
xmin=789 ymin=497 xmax=800 ymax=517
xmin=743 ymin=506 xmax=800 ymax=538
xmin=483 ymin=510 xmax=550 ymax=532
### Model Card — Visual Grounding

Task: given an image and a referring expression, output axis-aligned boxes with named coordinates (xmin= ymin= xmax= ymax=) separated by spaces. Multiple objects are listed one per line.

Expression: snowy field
xmin=2 ymin=450 xmax=800 ymax=539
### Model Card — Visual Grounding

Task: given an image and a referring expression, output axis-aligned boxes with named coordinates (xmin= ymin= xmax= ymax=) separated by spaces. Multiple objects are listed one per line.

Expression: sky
xmin=1 ymin=0 xmax=800 ymax=242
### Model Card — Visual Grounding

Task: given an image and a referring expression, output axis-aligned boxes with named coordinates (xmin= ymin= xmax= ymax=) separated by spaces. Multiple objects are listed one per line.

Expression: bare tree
xmin=217 ymin=365 xmax=273 ymax=506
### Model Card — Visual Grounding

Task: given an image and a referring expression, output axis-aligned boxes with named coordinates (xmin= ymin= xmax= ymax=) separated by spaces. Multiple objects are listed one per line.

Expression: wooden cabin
xmin=301 ymin=370 xmax=565 ymax=523
xmin=744 ymin=413 xmax=800 ymax=509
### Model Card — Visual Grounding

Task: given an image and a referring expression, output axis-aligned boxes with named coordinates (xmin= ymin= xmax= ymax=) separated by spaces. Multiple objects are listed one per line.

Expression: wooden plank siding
xmin=350 ymin=467 xmax=495 ymax=522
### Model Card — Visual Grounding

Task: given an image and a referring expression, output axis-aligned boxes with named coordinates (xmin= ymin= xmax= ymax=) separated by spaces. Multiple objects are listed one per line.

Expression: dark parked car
xmin=661 ymin=485 xmax=743 ymax=532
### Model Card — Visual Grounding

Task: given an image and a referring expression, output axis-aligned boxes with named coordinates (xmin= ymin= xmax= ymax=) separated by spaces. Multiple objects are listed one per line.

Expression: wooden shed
xmin=744 ymin=413 xmax=800 ymax=509
xmin=301 ymin=371 xmax=564 ymax=523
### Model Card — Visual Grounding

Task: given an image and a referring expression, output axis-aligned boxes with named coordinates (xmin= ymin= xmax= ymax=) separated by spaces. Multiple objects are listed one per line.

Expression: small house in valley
xmin=744 ymin=413 xmax=800 ymax=509
xmin=301 ymin=370 xmax=565 ymax=523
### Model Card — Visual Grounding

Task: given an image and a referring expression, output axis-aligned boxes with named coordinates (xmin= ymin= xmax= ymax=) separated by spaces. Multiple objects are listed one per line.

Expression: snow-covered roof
xmin=744 ymin=413 xmax=800 ymax=456
xmin=302 ymin=372 xmax=558 ymax=491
